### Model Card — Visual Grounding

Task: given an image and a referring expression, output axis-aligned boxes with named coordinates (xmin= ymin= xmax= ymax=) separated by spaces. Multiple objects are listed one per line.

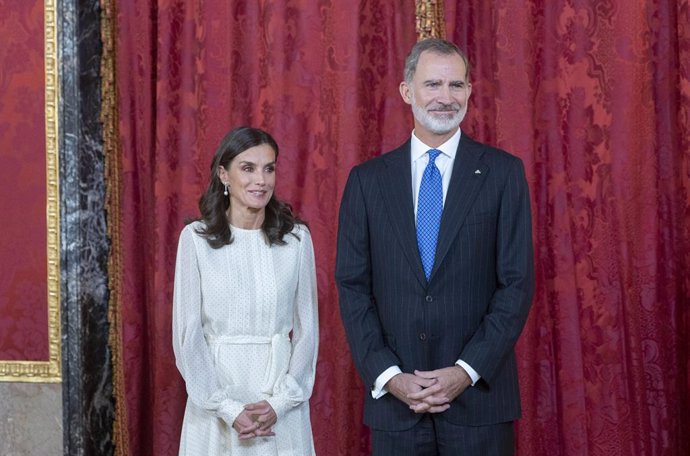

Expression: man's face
xmin=400 ymin=51 xmax=472 ymax=140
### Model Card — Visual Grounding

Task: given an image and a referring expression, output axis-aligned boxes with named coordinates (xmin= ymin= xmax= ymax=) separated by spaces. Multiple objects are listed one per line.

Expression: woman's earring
xmin=223 ymin=183 xmax=229 ymax=196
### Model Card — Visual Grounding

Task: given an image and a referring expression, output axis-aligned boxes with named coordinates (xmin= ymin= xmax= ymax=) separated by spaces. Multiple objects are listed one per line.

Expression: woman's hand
xmin=244 ymin=400 xmax=277 ymax=434
xmin=232 ymin=401 xmax=277 ymax=440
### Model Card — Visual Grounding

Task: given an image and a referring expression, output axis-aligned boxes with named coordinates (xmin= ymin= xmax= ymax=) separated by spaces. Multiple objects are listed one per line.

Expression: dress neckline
xmin=229 ymin=223 xmax=262 ymax=233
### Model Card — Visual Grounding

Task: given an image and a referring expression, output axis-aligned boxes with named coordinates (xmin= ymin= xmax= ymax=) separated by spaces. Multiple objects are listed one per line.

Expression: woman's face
xmin=219 ymin=144 xmax=276 ymax=214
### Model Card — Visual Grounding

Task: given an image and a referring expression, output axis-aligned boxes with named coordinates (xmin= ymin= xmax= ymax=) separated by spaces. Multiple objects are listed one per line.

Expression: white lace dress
xmin=173 ymin=221 xmax=318 ymax=455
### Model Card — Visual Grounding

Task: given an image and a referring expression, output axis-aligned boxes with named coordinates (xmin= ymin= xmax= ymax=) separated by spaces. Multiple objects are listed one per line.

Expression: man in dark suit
xmin=335 ymin=38 xmax=534 ymax=455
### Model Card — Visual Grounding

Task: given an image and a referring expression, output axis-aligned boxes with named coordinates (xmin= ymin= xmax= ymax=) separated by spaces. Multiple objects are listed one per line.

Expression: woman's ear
xmin=217 ymin=165 xmax=228 ymax=183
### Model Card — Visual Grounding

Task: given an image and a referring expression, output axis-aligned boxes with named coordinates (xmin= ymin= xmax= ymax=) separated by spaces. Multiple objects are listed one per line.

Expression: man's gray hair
xmin=403 ymin=38 xmax=471 ymax=83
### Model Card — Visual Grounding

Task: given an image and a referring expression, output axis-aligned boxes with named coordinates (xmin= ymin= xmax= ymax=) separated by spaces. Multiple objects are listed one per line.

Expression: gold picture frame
xmin=0 ymin=0 xmax=61 ymax=383
xmin=416 ymin=0 xmax=446 ymax=40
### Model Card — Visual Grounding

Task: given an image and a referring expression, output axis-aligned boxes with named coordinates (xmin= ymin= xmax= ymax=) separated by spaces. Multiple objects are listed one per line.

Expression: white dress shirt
xmin=372 ymin=128 xmax=481 ymax=399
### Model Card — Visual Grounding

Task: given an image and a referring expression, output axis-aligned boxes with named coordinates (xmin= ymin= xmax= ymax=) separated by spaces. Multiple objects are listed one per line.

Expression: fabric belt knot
xmin=260 ymin=333 xmax=291 ymax=395
xmin=417 ymin=148 xmax=443 ymax=280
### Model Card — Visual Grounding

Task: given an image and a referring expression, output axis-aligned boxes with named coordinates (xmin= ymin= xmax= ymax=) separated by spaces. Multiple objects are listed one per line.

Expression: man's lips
xmin=429 ymin=109 xmax=459 ymax=115
xmin=429 ymin=106 xmax=460 ymax=113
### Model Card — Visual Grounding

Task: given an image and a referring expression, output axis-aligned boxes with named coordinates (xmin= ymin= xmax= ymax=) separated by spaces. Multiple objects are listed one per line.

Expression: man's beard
xmin=411 ymin=94 xmax=467 ymax=135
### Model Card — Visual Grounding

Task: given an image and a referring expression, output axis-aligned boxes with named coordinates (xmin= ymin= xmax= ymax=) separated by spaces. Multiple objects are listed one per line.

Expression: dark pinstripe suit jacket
xmin=336 ymin=133 xmax=534 ymax=431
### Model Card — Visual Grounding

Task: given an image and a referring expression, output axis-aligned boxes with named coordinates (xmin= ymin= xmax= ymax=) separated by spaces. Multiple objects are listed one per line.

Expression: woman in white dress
xmin=173 ymin=127 xmax=319 ymax=455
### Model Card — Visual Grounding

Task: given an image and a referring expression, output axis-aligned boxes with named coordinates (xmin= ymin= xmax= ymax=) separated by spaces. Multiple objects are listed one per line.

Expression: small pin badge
xmin=474 ymin=169 xmax=481 ymax=174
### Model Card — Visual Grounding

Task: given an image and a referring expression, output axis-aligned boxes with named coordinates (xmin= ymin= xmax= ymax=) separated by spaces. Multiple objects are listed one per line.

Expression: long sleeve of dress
xmin=172 ymin=227 xmax=245 ymax=427
xmin=266 ymin=227 xmax=319 ymax=418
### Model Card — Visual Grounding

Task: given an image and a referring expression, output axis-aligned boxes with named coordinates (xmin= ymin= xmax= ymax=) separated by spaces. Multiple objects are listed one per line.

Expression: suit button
xmin=425 ymin=295 xmax=433 ymax=302
xmin=419 ymin=332 xmax=427 ymax=341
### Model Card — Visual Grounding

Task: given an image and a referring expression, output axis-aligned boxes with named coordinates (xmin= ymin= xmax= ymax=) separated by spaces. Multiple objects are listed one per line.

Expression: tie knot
xmin=427 ymin=149 xmax=441 ymax=164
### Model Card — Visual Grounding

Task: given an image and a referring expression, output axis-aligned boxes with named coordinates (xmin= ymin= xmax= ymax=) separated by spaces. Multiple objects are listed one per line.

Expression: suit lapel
xmin=379 ymin=142 xmax=428 ymax=288
xmin=430 ymin=134 xmax=489 ymax=280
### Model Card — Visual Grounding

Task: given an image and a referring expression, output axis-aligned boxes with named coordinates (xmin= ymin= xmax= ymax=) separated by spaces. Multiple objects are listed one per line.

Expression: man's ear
xmin=399 ymin=81 xmax=412 ymax=105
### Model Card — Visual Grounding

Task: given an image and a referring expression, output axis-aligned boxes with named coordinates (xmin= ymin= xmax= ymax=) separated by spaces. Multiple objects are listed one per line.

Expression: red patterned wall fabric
xmin=0 ymin=1 xmax=49 ymax=361
xmin=114 ymin=1 xmax=690 ymax=455
xmin=446 ymin=2 xmax=690 ymax=455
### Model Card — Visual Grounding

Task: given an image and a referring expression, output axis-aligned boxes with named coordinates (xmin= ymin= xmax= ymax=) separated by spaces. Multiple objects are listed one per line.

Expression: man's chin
xmin=429 ymin=127 xmax=457 ymax=135
xmin=426 ymin=120 xmax=460 ymax=135
xmin=428 ymin=112 xmax=461 ymax=127
xmin=412 ymin=107 xmax=464 ymax=136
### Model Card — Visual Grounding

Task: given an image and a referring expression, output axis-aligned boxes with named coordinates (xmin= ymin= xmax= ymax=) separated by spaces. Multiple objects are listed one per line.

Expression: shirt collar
xmin=410 ymin=128 xmax=462 ymax=161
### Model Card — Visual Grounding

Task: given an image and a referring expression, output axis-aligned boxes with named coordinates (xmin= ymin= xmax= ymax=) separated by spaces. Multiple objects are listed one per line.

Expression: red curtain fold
xmin=114 ymin=1 xmax=690 ymax=455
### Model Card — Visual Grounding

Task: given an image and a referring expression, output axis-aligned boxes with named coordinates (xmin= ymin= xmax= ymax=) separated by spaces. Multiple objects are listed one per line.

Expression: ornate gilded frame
xmin=0 ymin=0 xmax=62 ymax=383
xmin=416 ymin=0 xmax=446 ymax=40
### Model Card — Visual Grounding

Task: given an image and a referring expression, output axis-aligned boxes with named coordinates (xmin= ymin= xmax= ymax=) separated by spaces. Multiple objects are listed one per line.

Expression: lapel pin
xmin=474 ymin=169 xmax=481 ymax=174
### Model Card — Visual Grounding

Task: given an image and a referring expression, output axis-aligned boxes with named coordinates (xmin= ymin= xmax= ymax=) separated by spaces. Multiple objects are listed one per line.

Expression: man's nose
xmin=436 ymin=84 xmax=452 ymax=103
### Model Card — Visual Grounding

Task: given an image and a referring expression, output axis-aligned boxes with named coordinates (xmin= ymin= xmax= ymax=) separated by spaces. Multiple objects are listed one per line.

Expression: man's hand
xmin=384 ymin=372 xmax=437 ymax=408
xmin=406 ymin=365 xmax=472 ymax=413
xmin=232 ymin=401 xmax=277 ymax=440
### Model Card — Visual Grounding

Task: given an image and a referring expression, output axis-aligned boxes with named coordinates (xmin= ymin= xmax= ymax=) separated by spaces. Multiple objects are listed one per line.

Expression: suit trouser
xmin=370 ymin=414 xmax=514 ymax=456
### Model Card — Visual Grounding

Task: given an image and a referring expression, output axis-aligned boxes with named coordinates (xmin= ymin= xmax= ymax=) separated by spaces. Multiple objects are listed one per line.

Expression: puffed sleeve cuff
xmin=265 ymin=373 xmax=311 ymax=418
xmin=201 ymin=388 xmax=246 ymax=427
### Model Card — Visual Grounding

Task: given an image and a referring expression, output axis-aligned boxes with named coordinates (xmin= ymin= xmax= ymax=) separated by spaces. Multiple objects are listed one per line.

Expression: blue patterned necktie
xmin=416 ymin=149 xmax=443 ymax=280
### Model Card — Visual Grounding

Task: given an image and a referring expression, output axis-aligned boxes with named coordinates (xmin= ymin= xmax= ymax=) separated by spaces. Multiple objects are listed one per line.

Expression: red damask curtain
xmin=111 ymin=1 xmax=690 ymax=456
xmin=445 ymin=2 xmax=690 ymax=455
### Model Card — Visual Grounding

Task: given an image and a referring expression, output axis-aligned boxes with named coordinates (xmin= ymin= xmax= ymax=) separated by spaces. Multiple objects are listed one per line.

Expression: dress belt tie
xmin=207 ymin=334 xmax=274 ymax=345
xmin=206 ymin=333 xmax=291 ymax=395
